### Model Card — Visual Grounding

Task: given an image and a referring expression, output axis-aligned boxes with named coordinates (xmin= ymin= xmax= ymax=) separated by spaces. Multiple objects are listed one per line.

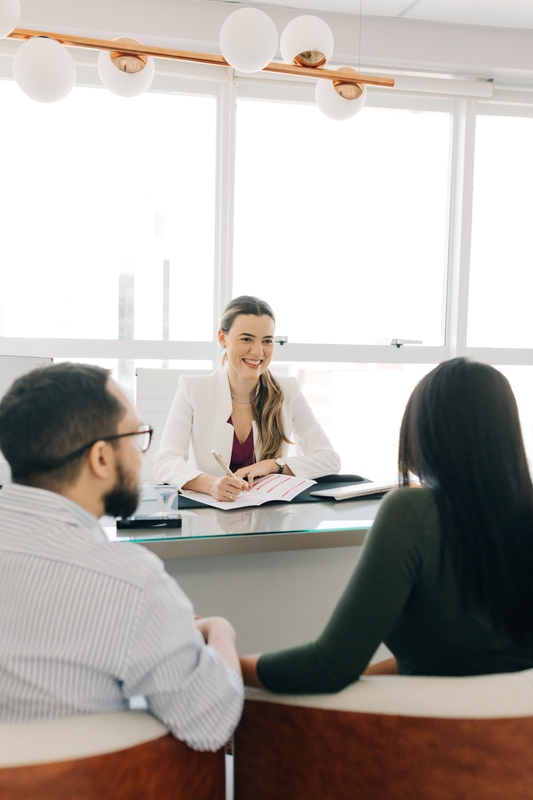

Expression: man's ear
xmin=86 ymin=441 xmax=114 ymax=480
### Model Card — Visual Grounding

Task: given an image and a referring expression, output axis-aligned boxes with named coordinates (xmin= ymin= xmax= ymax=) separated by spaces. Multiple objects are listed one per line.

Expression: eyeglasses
xmin=23 ymin=423 xmax=154 ymax=475
xmin=64 ymin=423 xmax=154 ymax=463
xmin=33 ymin=423 xmax=154 ymax=472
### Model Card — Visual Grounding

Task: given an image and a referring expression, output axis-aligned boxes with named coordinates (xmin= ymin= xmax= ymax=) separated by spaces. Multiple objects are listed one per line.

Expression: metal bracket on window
xmin=391 ymin=339 xmax=423 ymax=348
xmin=275 ymin=336 xmax=288 ymax=346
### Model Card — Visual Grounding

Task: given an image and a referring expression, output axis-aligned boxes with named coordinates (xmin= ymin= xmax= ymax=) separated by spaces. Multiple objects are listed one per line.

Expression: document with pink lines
xmin=179 ymin=474 xmax=317 ymax=511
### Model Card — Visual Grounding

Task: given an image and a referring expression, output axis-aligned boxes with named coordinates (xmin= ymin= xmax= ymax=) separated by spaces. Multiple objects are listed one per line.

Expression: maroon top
xmin=228 ymin=416 xmax=255 ymax=472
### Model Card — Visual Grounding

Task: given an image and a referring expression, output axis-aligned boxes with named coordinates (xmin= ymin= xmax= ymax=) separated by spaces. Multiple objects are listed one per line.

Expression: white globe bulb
xmin=97 ymin=39 xmax=155 ymax=97
xmin=0 ymin=0 xmax=20 ymax=39
xmin=280 ymin=15 xmax=334 ymax=67
xmin=13 ymin=37 xmax=76 ymax=103
xmin=315 ymin=72 xmax=367 ymax=120
xmin=220 ymin=8 xmax=278 ymax=73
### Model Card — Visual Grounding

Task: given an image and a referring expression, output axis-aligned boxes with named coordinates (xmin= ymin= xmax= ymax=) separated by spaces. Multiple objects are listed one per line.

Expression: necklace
xmin=231 ymin=395 xmax=252 ymax=404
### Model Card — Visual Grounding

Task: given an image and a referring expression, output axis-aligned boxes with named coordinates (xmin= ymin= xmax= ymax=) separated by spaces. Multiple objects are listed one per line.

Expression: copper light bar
xmin=7 ymin=27 xmax=395 ymax=89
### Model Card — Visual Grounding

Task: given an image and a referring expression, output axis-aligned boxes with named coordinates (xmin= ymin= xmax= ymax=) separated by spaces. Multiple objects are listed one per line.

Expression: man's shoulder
xmin=0 ymin=518 xmax=167 ymax=594
xmin=77 ymin=535 xmax=168 ymax=593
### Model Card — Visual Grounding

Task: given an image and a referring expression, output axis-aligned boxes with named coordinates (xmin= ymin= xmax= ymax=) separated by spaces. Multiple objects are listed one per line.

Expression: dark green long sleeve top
xmin=257 ymin=487 xmax=533 ymax=694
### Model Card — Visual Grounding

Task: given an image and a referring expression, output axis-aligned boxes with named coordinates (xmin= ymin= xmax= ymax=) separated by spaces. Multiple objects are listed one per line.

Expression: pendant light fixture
xmin=13 ymin=35 xmax=76 ymax=102
xmin=280 ymin=15 xmax=334 ymax=69
xmin=315 ymin=0 xmax=367 ymax=120
xmin=2 ymin=1 xmax=394 ymax=114
xmin=97 ymin=37 xmax=155 ymax=97
xmin=220 ymin=8 xmax=278 ymax=73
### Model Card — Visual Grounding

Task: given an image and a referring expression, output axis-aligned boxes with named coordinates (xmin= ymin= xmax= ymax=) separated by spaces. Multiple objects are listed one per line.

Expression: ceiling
xmin=204 ymin=0 xmax=533 ymax=30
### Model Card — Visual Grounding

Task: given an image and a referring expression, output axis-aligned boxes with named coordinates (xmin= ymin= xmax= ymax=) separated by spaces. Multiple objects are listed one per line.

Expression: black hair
xmin=399 ymin=357 xmax=533 ymax=645
xmin=0 ymin=362 xmax=125 ymax=488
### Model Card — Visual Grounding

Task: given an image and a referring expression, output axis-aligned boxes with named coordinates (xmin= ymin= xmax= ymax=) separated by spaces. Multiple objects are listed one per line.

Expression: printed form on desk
xmin=180 ymin=474 xmax=316 ymax=510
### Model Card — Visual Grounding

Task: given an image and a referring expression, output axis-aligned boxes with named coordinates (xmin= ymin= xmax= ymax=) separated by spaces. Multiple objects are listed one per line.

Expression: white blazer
xmin=153 ymin=367 xmax=341 ymax=490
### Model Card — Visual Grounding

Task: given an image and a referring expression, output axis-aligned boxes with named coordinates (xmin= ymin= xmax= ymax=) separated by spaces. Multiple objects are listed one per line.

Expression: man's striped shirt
xmin=0 ymin=483 xmax=243 ymax=751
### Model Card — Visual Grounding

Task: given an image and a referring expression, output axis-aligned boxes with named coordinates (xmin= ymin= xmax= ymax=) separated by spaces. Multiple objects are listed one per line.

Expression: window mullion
xmin=445 ymin=99 xmax=476 ymax=359
xmin=213 ymin=75 xmax=237 ymax=361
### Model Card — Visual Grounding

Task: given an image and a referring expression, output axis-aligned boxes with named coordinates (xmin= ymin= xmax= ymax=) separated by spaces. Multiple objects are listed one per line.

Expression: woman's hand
xmin=183 ymin=473 xmax=249 ymax=501
xmin=362 ymin=657 xmax=398 ymax=676
xmin=236 ymin=460 xmax=288 ymax=488
xmin=211 ymin=474 xmax=250 ymax=501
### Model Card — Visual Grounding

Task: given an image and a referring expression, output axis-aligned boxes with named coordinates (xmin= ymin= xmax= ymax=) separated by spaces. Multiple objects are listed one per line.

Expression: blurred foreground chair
xmin=235 ymin=669 xmax=533 ymax=800
xmin=0 ymin=710 xmax=225 ymax=800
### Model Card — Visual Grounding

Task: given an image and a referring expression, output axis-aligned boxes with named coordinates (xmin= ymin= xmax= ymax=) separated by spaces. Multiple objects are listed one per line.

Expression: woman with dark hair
xmin=154 ymin=295 xmax=340 ymax=502
xmin=241 ymin=358 xmax=533 ymax=692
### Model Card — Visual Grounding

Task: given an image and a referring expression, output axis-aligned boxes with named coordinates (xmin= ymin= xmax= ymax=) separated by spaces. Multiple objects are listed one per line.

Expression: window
xmin=0 ymin=82 xmax=216 ymax=342
xmin=234 ymin=100 xmax=452 ymax=347
xmin=4 ymin=60 xmax=533 ymax=480
xmin=273 ymin=361 xmax=432 ymax=478
xmin=469 ymin=113 xmax=533 ymax=348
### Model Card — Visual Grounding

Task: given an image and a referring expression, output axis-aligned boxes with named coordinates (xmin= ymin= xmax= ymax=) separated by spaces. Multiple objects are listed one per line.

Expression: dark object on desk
xmin=177 ymin=475 xmax=370 ymax=510
xmin=117 ymin=515 xmax=182 ymax=529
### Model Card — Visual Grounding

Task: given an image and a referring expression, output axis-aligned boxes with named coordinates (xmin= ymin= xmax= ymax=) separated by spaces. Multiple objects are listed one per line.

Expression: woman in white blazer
xmin=153 ymin=296 xmax=340 ymax=502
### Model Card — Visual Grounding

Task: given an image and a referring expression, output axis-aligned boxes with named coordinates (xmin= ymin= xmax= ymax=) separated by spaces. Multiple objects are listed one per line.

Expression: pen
xmin=211 ymin=449 xmax=237 ymax=479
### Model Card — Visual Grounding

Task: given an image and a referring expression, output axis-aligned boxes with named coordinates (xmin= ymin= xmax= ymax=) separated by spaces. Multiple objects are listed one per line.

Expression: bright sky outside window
xmin=0 ymin=82 xmax=216 ymax=342
xmin=233 ymin=101 xmax=451 ymax=346
xmin=469 ymin=114 xmax=533 ymax=348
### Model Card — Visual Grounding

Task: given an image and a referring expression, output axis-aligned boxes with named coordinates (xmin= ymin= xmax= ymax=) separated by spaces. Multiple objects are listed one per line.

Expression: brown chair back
xmin=235 ymin=693 xmax=533 ymax=800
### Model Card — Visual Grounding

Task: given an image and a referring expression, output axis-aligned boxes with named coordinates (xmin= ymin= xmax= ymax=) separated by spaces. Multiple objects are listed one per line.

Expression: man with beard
xmin=0 ymin=363 xmax=243 ymax=751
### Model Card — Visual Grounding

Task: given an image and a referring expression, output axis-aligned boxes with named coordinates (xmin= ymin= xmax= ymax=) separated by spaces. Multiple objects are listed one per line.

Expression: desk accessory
xmin=117 ymin=484 xmax=181 ymax=530
xmin=310 ymin=479 xmax=397 ymax=501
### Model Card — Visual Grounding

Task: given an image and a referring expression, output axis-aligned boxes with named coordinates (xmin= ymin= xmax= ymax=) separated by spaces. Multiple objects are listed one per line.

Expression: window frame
xmin=1 ymin=52 xmax=533 ymax=371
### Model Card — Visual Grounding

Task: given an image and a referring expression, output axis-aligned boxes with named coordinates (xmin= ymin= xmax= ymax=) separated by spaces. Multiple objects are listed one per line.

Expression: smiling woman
xmin=153 ymin=295 xmax=341 ymax=502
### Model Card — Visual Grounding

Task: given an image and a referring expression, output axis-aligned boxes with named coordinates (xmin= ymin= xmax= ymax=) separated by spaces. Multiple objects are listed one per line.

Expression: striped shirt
xmin=0 ymin=484 xmax=243 ymax=751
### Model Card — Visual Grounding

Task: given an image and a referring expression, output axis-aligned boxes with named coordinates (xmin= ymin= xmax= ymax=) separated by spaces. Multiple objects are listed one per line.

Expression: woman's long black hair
xmin=399 ymin=358 xmax=533 ymax=646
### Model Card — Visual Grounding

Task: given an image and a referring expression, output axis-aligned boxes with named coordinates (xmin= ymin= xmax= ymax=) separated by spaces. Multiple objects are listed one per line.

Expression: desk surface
xmin=106 ymin=496 xmax=383 ymax=559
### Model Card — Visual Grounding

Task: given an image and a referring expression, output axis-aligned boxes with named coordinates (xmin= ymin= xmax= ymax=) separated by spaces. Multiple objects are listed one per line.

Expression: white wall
xmin=164 ymin=545 xmax=390 ymax=664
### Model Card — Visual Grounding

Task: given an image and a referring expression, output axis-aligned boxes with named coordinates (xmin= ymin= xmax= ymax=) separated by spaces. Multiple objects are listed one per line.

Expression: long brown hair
xmin=220 ymin=295 xmax=291 ymax=461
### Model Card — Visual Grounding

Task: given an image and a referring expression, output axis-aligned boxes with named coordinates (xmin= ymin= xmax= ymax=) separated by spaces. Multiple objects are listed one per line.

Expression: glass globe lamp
xmin=13 ymin=37 xmax=76 ymax=103
xmin=97 ymin=38 xmax=155 ymax=97
xmin=280 ymin=15 xmax=334 ymax=68
xmin=220 ymin=8 xmax=278 ymax=73
xmin=315 ymin=68 xmax=367 ymax=120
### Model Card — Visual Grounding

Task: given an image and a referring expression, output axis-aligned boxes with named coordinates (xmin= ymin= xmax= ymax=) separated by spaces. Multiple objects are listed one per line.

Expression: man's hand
xmin=195 ymin=616 xmax=241 ymax=676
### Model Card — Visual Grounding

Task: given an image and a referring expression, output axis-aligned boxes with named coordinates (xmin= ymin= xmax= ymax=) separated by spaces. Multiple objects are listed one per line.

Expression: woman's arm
xmin=240 ymin=654 xmax=264 ymax=687
xmin=253 ymin=489 xmax=430 ymax=694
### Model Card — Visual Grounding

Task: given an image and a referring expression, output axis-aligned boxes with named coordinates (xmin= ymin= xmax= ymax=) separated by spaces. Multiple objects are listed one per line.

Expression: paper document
xmin=310 ymin=479 xmax=398 ymax=501
xmin=180 ymin=474 xmax=316 ymax=511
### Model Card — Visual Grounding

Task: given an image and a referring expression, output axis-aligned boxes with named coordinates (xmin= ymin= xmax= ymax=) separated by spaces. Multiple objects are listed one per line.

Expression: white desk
xmin=108 ymin=496 xmax=381 ymax=558
xmin=109 ymin=497 xmax=387 ymax=655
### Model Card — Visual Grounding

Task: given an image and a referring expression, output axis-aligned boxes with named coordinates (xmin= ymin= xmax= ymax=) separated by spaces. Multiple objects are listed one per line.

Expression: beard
xmin=103 ymin=460 xmax=140 ymax=520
